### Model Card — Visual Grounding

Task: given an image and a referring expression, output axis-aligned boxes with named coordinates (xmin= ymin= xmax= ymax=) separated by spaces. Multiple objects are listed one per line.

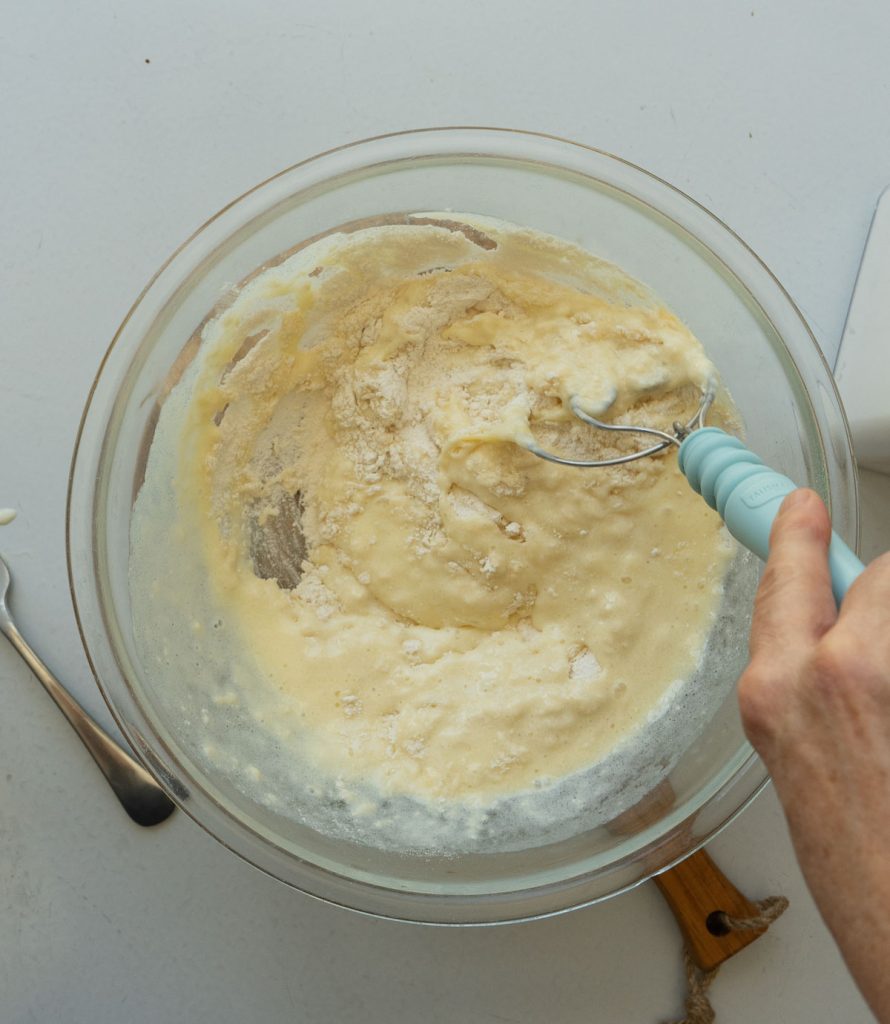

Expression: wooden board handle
xmin=654 ymin=849 xmax=769 ymax=972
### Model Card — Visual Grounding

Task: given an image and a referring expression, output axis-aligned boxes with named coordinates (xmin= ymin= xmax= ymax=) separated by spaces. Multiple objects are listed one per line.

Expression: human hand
xmin=738 ymin=488 xmax=890 ymax=1022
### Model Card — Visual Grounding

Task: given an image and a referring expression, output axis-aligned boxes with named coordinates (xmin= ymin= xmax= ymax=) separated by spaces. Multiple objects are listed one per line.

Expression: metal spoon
xmin=0 ymin=553 xmax=175 ymax=827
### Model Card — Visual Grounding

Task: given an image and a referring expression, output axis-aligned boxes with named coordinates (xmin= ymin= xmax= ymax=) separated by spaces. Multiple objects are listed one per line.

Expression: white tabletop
xmin=2 ymin=2 xmax=888 ymax=1020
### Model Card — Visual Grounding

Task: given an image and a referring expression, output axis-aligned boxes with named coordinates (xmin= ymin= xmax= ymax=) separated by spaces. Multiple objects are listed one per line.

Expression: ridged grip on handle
xmin=678 ymin=428 xmax=864 ymax=604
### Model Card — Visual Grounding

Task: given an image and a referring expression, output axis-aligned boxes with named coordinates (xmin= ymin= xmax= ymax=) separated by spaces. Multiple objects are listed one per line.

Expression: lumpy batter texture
xmin=133 ymin=216 xmax=737 ymax=815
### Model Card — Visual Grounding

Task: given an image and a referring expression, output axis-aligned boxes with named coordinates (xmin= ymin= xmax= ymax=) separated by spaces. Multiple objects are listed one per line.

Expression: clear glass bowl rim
xmin=66 ymin=126 xmax=859 ymax=925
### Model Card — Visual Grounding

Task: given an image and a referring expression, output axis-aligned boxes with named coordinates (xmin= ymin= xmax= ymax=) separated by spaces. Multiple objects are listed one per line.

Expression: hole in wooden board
xmin=706 ymin=910 xmax=731 ymax=936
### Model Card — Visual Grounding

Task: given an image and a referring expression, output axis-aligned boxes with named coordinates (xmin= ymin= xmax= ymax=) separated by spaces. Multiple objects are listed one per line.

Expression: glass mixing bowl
xmin=67 ymin=128 xmax=858 ymax=924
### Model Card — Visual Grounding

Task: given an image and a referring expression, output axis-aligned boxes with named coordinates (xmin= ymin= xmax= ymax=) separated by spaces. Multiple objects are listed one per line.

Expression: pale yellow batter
xmin=160 ymin=216 xmax=736 ymax=806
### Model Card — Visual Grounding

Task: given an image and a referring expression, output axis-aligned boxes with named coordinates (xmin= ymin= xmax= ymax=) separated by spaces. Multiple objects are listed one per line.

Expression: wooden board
xmin=654 ymin=848 xmax=769 ymax=971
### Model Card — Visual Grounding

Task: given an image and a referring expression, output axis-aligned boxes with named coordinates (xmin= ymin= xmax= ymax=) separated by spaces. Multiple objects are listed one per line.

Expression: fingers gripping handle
xmin=678 ymin=428 xmax=864 ymax=604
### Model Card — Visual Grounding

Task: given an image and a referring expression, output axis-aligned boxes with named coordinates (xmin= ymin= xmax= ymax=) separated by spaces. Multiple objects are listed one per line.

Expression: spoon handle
xmin=0 ymin=617 xmax=175 ymax=827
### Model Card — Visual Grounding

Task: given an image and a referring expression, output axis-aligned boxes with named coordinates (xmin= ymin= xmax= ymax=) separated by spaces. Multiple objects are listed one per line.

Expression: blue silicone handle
xmin=678 ymin=428 xmax=864 ymax=604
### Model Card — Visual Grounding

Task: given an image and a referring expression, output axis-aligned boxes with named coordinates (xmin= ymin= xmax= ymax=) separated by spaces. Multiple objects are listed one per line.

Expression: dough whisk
xmin=523 ymin=382 xmax=864 ymax=603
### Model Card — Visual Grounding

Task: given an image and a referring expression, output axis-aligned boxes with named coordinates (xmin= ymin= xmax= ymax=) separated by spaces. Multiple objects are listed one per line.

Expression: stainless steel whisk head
xmin=525 ymin=381 xmax=717 ymax=468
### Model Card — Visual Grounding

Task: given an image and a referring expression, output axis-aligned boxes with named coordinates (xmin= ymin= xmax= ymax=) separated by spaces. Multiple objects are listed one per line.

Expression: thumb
xmin=748 ymin=488 xmax=837 ymax=660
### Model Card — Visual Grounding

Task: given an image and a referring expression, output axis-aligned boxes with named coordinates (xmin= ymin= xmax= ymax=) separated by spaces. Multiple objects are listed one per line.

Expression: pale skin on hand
xmin=738 ymin=488 xmax=890 ymax=1022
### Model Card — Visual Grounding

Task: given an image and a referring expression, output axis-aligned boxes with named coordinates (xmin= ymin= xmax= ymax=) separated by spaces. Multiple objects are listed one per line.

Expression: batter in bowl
xmin=131 ymin=215 xmax=739 ymax=839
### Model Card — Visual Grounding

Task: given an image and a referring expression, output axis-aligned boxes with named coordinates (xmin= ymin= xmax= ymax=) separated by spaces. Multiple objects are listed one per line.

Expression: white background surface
xmin=2 ymin=2 xmax=889 ymax=1021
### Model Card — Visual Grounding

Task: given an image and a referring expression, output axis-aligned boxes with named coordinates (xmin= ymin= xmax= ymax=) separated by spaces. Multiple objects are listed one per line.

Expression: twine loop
xmin=664 ymin=895 xmax=789 ymax=1024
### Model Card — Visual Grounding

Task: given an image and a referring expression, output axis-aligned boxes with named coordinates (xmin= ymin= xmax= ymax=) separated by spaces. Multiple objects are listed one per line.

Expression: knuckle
xmin=810 ymin=632 xmax=890 ymax=707
xmin=749 ymin=570 xmax=788 ymax=643
xmin=809 ymin=633 xmax=857 ymax=688
xmin=737 ymin=659 xmax=782 ymax=746
xmin=753 ymin=558 xmax=818 ymax=621
xmin=754 ymin=562 xmax=782 ymax=607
